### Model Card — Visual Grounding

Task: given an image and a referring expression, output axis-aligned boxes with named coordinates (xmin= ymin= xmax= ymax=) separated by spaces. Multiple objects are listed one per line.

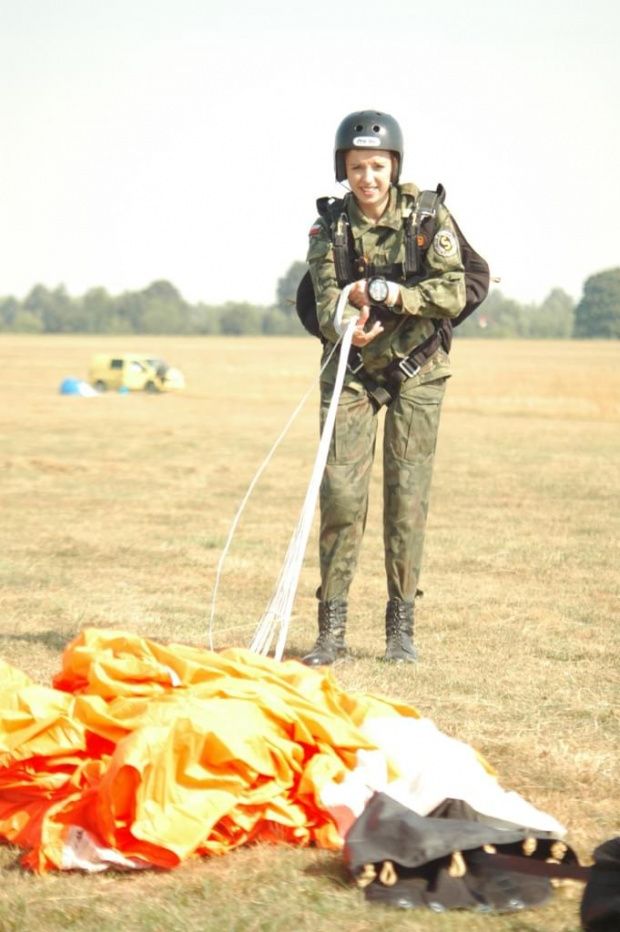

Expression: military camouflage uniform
xmin=307 ymin=183 xmax=466 ymax=604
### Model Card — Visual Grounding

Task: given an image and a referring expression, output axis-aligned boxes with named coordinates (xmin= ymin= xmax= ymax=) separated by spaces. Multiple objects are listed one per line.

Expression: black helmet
xmin=334 ymin=110 xmax=404 ymax=183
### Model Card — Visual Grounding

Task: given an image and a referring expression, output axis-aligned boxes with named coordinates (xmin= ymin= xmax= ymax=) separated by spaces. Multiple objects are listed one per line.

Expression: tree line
xmin=0 ymin=277 xmax=306 ymax=337
xmin=1 ymin=264 xmax=618 ymax=339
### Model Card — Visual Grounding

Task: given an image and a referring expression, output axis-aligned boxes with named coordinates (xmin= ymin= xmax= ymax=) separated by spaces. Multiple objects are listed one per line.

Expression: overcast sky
xmin=1 ymin=0 xmax=618 ymax=307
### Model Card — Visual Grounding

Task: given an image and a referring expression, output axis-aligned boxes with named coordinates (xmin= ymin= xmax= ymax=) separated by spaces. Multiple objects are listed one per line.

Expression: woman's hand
xmin=348 ymin=280 xmax=370 ymax=310
xmin=347 ymin=280 xmax=384 ymax=347
xmin=349 ymin=279 xmax=383 ymax=347
xmin=350 ymin=306 xmax=384 ymax=346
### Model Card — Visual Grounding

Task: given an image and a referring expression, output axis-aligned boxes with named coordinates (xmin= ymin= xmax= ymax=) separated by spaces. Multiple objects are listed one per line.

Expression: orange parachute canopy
xmin=0 ymin=629 xmax=421 ymax=872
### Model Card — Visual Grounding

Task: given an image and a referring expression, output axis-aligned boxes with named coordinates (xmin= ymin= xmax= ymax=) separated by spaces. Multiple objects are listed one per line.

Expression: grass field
xmin=1 ymin=334 xmax=619 ymax=932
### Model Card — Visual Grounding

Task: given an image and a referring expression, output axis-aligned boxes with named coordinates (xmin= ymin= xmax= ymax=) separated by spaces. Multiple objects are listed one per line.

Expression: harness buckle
xmin=348 ymin=355 xmax=365 ymax=375
xmin=398 ymin=357 xmax=420 ymax=379
xmin=355 ymin=256 xmax=369 ymax=278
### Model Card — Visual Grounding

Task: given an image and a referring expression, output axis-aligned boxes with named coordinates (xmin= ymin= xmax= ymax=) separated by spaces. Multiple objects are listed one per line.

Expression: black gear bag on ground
xmin=344 ymin=792 xmax=620 ymax=926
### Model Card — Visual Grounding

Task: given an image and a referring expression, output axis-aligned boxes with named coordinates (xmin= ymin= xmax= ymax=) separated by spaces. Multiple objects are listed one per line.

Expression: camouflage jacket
xmin=307 ymin=183 xmax=467 ymax=387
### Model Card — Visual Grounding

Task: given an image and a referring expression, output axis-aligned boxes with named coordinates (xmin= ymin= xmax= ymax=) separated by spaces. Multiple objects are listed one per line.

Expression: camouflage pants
xmin=319 ymin=377 xmax=446 ymax=602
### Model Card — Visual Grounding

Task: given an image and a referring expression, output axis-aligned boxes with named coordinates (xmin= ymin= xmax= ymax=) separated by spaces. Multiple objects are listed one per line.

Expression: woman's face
xmin=345 ymin=149 xmax=393 ymax=214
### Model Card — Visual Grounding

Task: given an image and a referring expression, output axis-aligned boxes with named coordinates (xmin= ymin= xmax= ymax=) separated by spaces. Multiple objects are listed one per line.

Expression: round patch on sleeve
xmin=433 ymin=228 xmax=458 ymax=258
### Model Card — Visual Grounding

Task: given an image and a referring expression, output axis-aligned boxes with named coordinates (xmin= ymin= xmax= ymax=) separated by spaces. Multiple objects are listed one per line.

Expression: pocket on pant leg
xmin=320 ymin=385 xmax=377 ymax=466
xmin=385 ymin=379 xmax=446 ymax=465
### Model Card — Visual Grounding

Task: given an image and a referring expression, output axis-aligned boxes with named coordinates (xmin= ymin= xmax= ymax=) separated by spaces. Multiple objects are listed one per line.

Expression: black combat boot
xmin=302 ymin=599 xmax=348 ymax=666
xmin=383 ymin=599 xmax=418 ymax=663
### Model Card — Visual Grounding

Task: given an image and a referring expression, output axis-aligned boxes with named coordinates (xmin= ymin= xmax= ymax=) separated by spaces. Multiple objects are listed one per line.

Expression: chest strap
xmin=317 ymin=186 xmax=445 ymax=289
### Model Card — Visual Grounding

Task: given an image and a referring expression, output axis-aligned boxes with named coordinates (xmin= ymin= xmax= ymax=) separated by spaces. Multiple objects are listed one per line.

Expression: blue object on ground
xmin=59 ymin=378 xmax=99 ymax=397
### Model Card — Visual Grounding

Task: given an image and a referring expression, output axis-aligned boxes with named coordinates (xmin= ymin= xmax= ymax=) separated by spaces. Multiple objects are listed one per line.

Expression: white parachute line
xmin=250 ymin=288 xmax=356 ymax=660
xmin=207 ymin=292 xmax=353 ymax=651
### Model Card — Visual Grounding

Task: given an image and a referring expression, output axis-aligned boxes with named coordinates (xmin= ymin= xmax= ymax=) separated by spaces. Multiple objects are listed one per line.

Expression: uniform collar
xmin=346 ymin=185 xmax=414 ymax=235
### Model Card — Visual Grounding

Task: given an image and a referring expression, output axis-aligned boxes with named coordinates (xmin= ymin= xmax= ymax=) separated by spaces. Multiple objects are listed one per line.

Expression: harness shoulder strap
xmin=316 ymin=196 xmax=355 ymax=287
xmin=316 ymin=196 xmax=344 ymax=224
xmin=404 ymin=185 xmax=446 ymax=279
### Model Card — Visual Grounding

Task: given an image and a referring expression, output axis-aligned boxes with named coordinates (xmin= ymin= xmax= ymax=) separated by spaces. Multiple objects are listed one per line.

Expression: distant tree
xmin=81 ymin=287 xmax=114 ymax=333
xmin=574 ymin=268 xmax=620 ymax=339
xmin=23 ymin=284 xmax=73 ymax=332
xmin=528 ymin=288 xmax=575 ymax=339
xmin=11 ymin=309 xmax=44 ymax=333
xmin=111 ymin=291 xmax=141 ymax=333
xmin=142 ymin=280 xmax=183 ymax=304
xmin=220 ymin=302 xmax=262 ymax=335
xmin=57 ymin=294 xmax=91 ymax=333
xmin=262 ymin=307 xmax=307 ymax=335
xmin=141 ymin=301 xmax=186 ymax=334
xmin=111 ymin=280 xmax=189 ymax=334
xmin=276 ymin=261 xmax=307 ymax=315
xmin=262 ymin=308 xmax=291 ymax=335
xmin=140 ymin=280 xmax=194 ymax=333
xmin=191 ymin=303 xmax=222 ymax=335
xmin=0 ymin=296 xmax=20 ymax=329
xmin=456 ymin=290 xmax=529 ymax=338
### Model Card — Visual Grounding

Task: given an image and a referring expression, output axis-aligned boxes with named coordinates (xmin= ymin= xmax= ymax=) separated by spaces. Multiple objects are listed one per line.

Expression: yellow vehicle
xmin=89 ymin=354 xmax=185 ymax=393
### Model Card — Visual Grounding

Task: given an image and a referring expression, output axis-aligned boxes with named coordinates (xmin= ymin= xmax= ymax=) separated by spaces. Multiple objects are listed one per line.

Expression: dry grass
xmin=0 ymin=334 xmax=619 ymax=932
